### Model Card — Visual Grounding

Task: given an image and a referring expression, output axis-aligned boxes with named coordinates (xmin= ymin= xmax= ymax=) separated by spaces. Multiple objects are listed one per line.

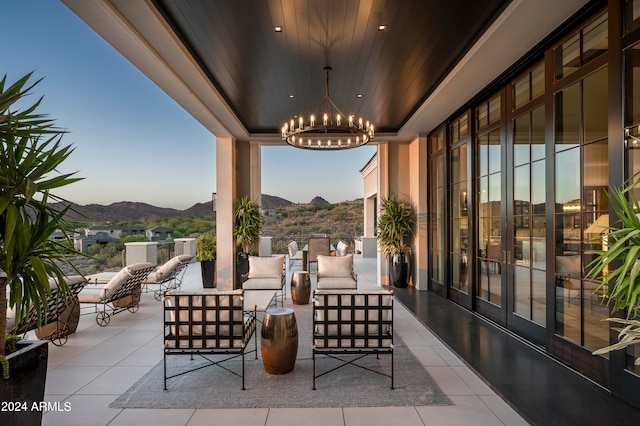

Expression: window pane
xmin=488 ymin=130 xmax=501 ymax=174
xmin=555 ymin=34 xmax=580 ymax=80
xmin=531 ymin=160 xmax=546 ymax=210
xmin=583 ymin=68 xmax=608 ymax=142
xmin=625 ymin=0 xmax=640 ymax=34
xmin=555 ymin=83 xmax=580 ymax=151
xmin=514 ymin=75 xmax=529 ymax=109
xmin=514 ymin=165 xmax=530 ymax=204
xmin=514 ymin=114 xmax=530 ymax=166
xmin=556 ymin=148 xmax=581 ymax=206
xmin=514 ymin=265 xmax=531 ymax=318
xmin=478 ymin=134 xmax=489 ymax=176
xmin=625 ymin=43 xmax=640 ymax=126
xmin=531 ymin=64 xmax=545 ymax=100
xmin=583 ymin=14 xmax=608 ymax=64
xmin=489 ymin=96 xmax=501 ymax=126
xmin=477 ymin=104 xmax=488 ymax=131
xmin=531 ymin=105 xmax=546 ymax=161
xmin=532 ymin=268 xmax=546 ymax=326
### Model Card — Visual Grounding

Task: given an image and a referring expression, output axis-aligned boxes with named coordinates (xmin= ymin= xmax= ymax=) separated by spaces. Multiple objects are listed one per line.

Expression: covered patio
xmin=39 ymin=257 xmax=526 ymax=426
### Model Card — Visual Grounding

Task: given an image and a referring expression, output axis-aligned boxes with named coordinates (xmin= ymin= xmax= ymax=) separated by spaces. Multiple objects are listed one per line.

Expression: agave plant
xmin=0 ymin=72 xmax=83 ymax=357
xmin=586 ymin=174 xmax=640 ymax=362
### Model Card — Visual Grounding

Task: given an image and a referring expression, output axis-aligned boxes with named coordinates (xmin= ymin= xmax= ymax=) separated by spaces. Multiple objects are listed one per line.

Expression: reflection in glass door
xmin=512 ymin=104 xmax=547 ymax=327
xmin=450 ymin=115 xmax=470 ymax=296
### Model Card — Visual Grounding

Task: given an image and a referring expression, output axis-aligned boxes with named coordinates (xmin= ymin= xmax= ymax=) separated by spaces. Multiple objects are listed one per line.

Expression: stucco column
xmin=377 ymin=143 xmax=389 ymax=286
xmin=410 ymin=135 xmax=428 ymax=290
xmin=216 ymin=136 xmax=237 ymax=290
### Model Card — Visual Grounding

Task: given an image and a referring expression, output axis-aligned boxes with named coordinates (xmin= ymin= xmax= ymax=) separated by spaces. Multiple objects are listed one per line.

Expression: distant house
xmin=84 ymin=225 xmax=146 ymax=241
xmin=74 ymin=233 xmax=119 ymax=253
xmin=146 ymin=226 xmax=173 ymax=241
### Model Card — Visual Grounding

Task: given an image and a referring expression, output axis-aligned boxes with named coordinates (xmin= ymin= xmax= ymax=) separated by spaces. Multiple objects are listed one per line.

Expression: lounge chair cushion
xmin=247 ymin=255 xmax=284 ymax=279
xmin=155 ymin=254 xmax=193 ymax=281
xmin=317 ymin=255 xmax=353 ymax=278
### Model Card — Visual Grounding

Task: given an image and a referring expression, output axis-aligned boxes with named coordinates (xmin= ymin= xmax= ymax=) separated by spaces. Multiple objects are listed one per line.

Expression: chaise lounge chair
xmin=78 ymin=262 xmax=155 ymax=326
xmin=143 ymin=254 xmax=193 ymax=300
xmin=7 ymin=275 xmax=87 ymax=346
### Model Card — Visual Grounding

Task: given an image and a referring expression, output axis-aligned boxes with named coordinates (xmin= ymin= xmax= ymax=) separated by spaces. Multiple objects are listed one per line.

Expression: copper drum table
xmin=291 ymin=271 xmax=311 ymax=305
xmin=261 ymin=307 xmax=298 ymax=374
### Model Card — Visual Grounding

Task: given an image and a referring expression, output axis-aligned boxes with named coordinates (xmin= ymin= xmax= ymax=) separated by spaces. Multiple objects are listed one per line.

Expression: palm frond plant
xmin=0 ymin=72 xmax=83 ymax=360
xmin=376 ymin=194 xmax=413 ymax=256
xmin=586 ymin=174 xmax=640 ymax=364
xmin=376 ymin=194 xmax=413 ymax=287
xmin=233 ymin=196 xmax=262 ymax=254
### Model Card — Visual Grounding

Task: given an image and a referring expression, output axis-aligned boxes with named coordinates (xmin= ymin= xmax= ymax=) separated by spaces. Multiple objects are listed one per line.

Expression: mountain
xmin=261 ymin=194 xmax=293 ymax=210
xmin=309 ymin=196 xmax=329 ymax=205
xmin=53 ymin=194 xmax=295 ymax=223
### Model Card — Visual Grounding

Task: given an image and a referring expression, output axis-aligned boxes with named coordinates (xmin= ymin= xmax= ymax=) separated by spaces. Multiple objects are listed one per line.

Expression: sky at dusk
xmin=2 ymin=1 xmax=376 ymax=210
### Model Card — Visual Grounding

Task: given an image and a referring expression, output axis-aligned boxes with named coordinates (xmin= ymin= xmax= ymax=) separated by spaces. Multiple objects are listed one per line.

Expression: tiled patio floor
xmin=38 ymin=257 xmax=527 ymax=426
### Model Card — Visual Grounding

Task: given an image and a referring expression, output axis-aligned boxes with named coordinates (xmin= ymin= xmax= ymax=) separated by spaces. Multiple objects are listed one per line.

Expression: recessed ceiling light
xmin=357 ymin=93 xmax=364 ymax=98
xmin=289 ymin=94 xmax=295 ymax=99
xmin=378 ymin=24 xmax=387 ymax=31
xmin=274 ymin=26 xmax=283 ymax=32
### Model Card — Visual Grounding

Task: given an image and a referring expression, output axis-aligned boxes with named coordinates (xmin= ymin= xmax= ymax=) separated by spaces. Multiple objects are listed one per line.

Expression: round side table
xmin=291 ymin=271 xmax=311 ymax=305
xmin=261 ymin=307 xmax=298 ymax=374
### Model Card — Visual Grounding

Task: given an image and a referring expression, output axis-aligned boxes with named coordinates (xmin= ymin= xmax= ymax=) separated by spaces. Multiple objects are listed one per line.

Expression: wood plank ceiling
xmin=152 ymin=0 xmax=511 ymax=135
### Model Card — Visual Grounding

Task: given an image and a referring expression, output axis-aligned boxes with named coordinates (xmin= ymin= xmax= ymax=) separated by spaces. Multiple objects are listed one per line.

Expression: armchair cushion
xmin=317 ymin=255 xmax=353 ymax=278
xmin=247 ymin=255 xmax=284 ymax=279
xmin=242 ymin=277 xmax=283 ymax=290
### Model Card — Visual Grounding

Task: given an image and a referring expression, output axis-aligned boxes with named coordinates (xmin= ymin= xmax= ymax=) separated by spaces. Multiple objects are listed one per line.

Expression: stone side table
xmin=291 ymin=271 xmax=311 ymax=305
xmin=261 ymin=307 xmax=298 ymax=374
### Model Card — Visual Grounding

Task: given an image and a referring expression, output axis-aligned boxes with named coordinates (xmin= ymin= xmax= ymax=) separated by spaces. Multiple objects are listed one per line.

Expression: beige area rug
xmin=111 ymin=298 xmax=451 ymax=409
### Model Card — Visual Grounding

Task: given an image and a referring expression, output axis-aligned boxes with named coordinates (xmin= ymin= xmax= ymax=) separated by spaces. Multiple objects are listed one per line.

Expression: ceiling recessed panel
xmin=154 ymin=0 xmax=511 ymax=134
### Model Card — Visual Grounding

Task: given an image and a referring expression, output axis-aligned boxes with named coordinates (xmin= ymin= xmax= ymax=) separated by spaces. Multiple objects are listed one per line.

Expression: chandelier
xmin=282 ymin=66 xmax=374 ymax=150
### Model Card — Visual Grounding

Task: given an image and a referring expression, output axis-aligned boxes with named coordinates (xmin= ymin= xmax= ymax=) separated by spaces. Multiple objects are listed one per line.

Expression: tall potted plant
xmin=376 ymin=194 xmax=413 ymax=287
xmin=233 ymin=196 xmax=262 ymax=288
xmin=196 ymin=232 xmax=216 ymax=288
xmin=0 ymin=72 xmax=83 ymax=424
xmin=586 ymin=174 xmax=640 ymax=365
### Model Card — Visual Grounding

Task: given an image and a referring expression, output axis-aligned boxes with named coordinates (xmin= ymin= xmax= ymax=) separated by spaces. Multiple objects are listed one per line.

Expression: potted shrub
xmin=586 ymin=174 xmax=640 ymax=365
xmin=376 ymin=194 xmax=414 ymax=287
xmin=0 ymin=72 xmax=83 ymax=424
xmin=233 ymin=196 xmax=262 ymax=288
xmin=196 ymin=233 xmax=216 ymax=288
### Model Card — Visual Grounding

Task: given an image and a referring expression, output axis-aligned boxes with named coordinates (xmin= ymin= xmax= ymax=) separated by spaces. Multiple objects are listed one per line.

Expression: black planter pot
xmin=236 ymin=252 xmax=250 ymax=290
xmin=0 ymin=340 xmax=48 ymax=425
xmin=389 ymin=251 xmax=411 ymax=288
xmin=201 ymin=259 xmax=216 ymax=288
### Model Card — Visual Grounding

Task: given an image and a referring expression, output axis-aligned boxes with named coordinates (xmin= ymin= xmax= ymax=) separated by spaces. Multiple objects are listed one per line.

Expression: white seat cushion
xmin=247 ymin=255 xmax=284 ymax=279
xmin=316 ymin=277 xmax=357 ymax=289
xmin=317 ymin=255 xmax=353 ymax=278
xmin=242 ymin=277 xmax=283 ymax=290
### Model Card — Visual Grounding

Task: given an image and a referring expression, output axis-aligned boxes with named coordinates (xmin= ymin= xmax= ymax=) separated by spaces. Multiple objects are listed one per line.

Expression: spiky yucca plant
xmin=586 ymin=174 xmax=640 ymax=364
xmin=0 ymin=72 xmax=83 ymax=357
